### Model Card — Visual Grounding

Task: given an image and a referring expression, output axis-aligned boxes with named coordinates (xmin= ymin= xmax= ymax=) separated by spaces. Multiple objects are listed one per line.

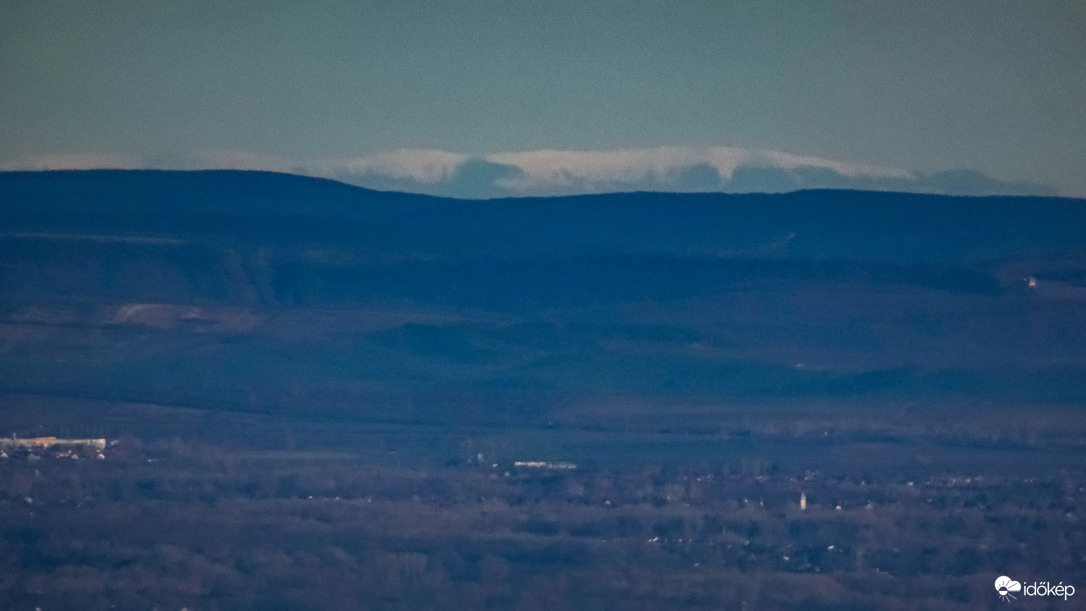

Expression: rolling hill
xmin=1 ymin=170 xmax=1085 ymax=430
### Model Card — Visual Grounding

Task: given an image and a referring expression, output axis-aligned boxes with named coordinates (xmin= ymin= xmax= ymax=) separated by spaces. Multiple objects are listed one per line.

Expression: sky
xmin=1 ymin=1 xmax=1084 ymax=198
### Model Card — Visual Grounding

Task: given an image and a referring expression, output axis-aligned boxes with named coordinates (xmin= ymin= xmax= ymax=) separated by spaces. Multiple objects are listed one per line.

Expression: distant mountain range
xmin=2 ymin=146 xmax=1057 ymax=199
xmin=1 ymin=170 xmax=1084 ymax=424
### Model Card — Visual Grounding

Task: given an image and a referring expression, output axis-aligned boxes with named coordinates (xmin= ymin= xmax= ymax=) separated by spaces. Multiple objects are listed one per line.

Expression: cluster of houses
xmin=0 ymin=436 xmax=109 ymax=460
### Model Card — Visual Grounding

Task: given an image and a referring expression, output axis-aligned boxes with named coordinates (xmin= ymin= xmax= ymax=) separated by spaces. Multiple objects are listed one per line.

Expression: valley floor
xmin=0 ymin=400 xmax=1082 ymax=610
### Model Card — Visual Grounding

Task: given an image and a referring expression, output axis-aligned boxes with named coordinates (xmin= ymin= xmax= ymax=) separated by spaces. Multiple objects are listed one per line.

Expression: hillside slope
xmin=1 ymin=170 xmax=1085 ymax=427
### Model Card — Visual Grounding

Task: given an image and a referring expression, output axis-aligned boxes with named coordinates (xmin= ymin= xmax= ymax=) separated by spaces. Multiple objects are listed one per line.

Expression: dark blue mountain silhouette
xmin=1 ymin=170 xmax=1084 ymax=422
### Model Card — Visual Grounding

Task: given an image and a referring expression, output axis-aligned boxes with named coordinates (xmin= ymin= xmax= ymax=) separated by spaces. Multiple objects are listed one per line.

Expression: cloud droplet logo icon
xmin=995 ymin=576 xmax=1021 ymax=601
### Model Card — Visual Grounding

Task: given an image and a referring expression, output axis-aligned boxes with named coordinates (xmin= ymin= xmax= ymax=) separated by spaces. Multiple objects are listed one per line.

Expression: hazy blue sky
xmin=2 ymin=1 xmax=1084 ymax=196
